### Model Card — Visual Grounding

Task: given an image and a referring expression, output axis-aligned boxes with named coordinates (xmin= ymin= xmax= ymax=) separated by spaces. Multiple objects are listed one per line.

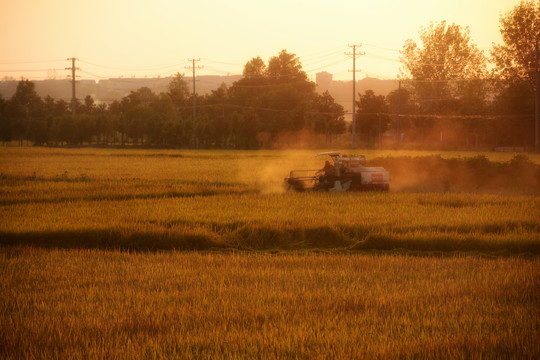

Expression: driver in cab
xmin=321 ymin=160 xmax=335 ymax=183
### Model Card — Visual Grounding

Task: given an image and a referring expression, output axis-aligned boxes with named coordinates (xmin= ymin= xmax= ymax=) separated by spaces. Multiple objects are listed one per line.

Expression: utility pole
xmin=397 ymin=79 xmax=402 ymax=145
xmin=66 ymin=58 xmax=79 ymax=116
xmin=345 ymin=44 xmax=364 ymax=149
xmin=186 ymin=59 xmax=203 ymax=122
xmin=534 ymin=39 xmax=540 ymax=154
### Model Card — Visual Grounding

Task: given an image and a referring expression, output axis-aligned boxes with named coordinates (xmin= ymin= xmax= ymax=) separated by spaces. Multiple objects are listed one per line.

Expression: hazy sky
xmin=0 ymin=0 xmax=518 ymax=81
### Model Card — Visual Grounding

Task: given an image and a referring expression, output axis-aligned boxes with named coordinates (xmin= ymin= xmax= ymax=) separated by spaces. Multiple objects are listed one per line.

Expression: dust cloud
xmin=257 ymin=129 xmax=339 ymax=150
xmin=368 ymin=155 xmax=540 ymax=195
xmin=238 ymin=151 xmax=539 ymax=195
xmin=238 ymin=128 xmax=540 ymax=195
xmin=235 ymin=129 xmax=339 ymax=194
xmin=236 ymin=150 xmax=323 ymax=194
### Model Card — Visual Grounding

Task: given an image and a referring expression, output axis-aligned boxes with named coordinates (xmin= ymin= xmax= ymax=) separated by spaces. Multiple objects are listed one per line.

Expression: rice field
xmin=0 ymin=147 xmax=539 ymax=358
xmin=0 ymin=147 xmax=538 ymax=252
xmin=1 ymin=248 xmax=538 ymax=359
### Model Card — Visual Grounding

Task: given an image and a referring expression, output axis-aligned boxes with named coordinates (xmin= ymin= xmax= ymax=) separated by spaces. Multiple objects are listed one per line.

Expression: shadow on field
xmin=1 ymin=226 xmax=538 ymax=256
xmin=0 ymin=191 xmax=228 ymax=206
xmin=0 ymin=187 xmax=257 ymax=207
xmin=0 ymin=230 xmax=225 ymax=251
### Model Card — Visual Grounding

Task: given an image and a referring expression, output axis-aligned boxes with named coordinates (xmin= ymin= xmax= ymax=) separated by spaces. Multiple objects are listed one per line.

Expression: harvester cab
xmin=284 ymin=152 xmax=390 ymax=192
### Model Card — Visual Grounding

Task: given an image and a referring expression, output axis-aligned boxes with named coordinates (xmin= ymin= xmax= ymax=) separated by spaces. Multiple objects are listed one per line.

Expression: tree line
xmin=0 ymin=1 xmax=537 ymax=149
xmin=0 ymin=50 xmax=346 ymax=148
xmin=357 ymin=1 xmax=539 ymax=150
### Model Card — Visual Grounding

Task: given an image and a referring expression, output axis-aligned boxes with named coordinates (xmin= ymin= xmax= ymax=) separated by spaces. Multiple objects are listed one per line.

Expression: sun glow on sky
xmin=0 ymin=0 xmax=518 ymax=81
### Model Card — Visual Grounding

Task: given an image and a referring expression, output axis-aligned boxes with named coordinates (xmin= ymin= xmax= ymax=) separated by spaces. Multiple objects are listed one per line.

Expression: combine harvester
xmin=284 ymin=152 xmax=390 ymax=192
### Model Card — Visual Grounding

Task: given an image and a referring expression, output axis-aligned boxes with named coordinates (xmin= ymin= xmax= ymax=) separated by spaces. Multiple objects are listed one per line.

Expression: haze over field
xmin=0 ymin=0 xmax=517 ymax=81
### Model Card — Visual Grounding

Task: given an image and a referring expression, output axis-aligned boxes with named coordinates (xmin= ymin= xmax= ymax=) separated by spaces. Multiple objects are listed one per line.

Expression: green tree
xmin=75 ymin=115 xmax=96 ymax=144
xmin=43 ymin=95 xmax=56 ymax=117
xmin=386 ymin=87 xmax=415 ymax=114
xmin=11 ymin=80 xmax=43 ymax=112
xmin=488 ymin=1 xmax=538 ymax=148
xmin=152 ymin=93 xmax=176 ymax=117
xmin=492 ymin=81 xmax=533 ymax=115
xmin=55 ymin=99 xmax=69 ymax=116
xmin=230 ymin=110 xmax=259 ymax=149
xmin=200 ymin=83 xmax=230 ymax=146
xmin=267 ymin=50 xmax=306 ymax=80
xmin=9 ymin=80 xmax=44 ymax=144
xmin=266 ymin=50 xmax=314 ymax=96
xmin=167 ymin=73 xmax=190 ymax=111
xmin=55 ymin=115 xmax=76 ymax=144
xmin=311 ymin=91 xmax=346 ymax=141
xmin=356 ymin=90 xmax=390 ymax=146
xmin=27 ymin=118 xmax=48 ymax=145
xmin=228 ymin=50 xmax=344 ymax=147
xmin=229 ymin=57 xmax=271 ymax=107
xmin=492 ymin=0 xmax=539 ymax=85
xmin=80 ymin=95 xmax=96 ymax=115
xmin=400 ymin=21 xmax=487 ymax=113
xmin=126 ymin=87 xmax=156 ymax=109
xmin=242 ymin=56 xmax=266 ymax=78
xmin=0 ymin=94 xmax=11 ymax=144
xmin=491 ymin=0 xmax=538 ymax=118
xmin=108 ymin=100 xmax=123 ymax=115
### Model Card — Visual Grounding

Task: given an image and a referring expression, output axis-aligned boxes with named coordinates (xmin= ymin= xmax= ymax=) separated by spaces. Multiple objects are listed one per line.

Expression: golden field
xmin=0 ymin=147 xmax=539 ymax=358
xmin=1 ymin=249 xmax=538 ymax=359
xmin=0 ymin=147 xmax=538 ymax=252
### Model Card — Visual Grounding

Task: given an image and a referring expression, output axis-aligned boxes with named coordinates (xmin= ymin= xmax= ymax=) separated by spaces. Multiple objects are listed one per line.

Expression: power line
xmin=186 ymin=103 xmax=345 ymax=116
xmin=201 ymin=58 xmax=244 ymax=67
xmin=365 ymin=53 xmax=401 ymax=63
xmin=301 ymin=46 xmax=347 ymax=61
xmin=78 ymin=69 xmax=183 ymax=80
xmin=0 ymin=59 xmax=66 ymax=65
xmin=161 ymin=102 xmax=530 ymax=120
xmin=78 ymin=59 xmax=190 ymax=72
xmin=401 ymin=78 xmax=495 ymax=83
xmin=363 ymin=43 xmax=400 ymax=53
xmin=365 ymin=51 xmax=486 ymax=67
xmin=305 ymin=57 xmax=350 ymax=73
xmin=79 ymin=70 xmax=109 ymax=80
xmin=0 ymin=68 xmax=63 ymax=72
xmin=204 ymin=66 xmax=232 ymax=75
xmin=303 ymin=53 xmax=348 ymax=68
xmin=357 ymin=112 xmax=532 ymax=120
xmin=302 ymin=51 xmax=347 ymax=67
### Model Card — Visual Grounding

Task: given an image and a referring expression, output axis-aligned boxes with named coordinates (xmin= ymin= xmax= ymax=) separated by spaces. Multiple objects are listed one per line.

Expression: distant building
xmin=0 ymin=75 xmax=242 ymax=104
xmin=0 ymin=73 xmax=398 ymax=111
xmin=316 ymin=71 xmax=333 ymax=90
